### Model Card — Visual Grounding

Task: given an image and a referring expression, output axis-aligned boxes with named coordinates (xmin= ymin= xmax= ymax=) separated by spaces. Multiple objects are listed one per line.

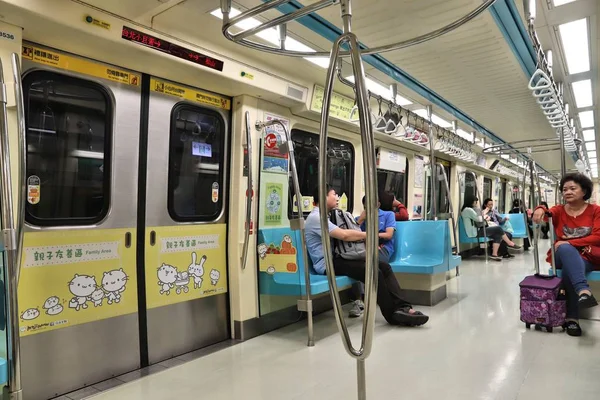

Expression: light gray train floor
xmin=63 ymin=241 xmax=600 ymax=400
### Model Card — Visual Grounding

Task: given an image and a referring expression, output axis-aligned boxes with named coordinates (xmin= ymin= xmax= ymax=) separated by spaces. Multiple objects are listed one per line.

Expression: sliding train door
xmin=143 ymin=77 xmax=230 ymax=364
xmin=19 ymin=44 xmax=142 ymax=399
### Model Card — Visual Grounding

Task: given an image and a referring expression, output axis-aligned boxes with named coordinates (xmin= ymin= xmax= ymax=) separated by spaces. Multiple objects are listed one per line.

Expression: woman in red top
xmin=533 ymin=172 xmax=599 ymax=337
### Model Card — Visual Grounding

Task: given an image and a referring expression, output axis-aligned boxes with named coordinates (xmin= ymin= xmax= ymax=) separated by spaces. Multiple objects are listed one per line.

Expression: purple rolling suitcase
xmin=519 ymin=213 xmax=566 ymax=332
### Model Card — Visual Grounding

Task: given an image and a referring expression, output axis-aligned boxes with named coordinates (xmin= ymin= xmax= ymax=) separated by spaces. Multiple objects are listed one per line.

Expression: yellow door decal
xmin=18 ymin=229 xmax=137 ymax=337
xmin=145 ymin=224 xmax=228 ymax=309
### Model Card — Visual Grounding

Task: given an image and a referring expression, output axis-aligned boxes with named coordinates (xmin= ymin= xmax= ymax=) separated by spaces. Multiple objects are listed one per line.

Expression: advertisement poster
xmin=145 ymin=224 xmax=228 ymax=310
xmin=414 ymin=156 xmax=424 ymax=188
xmin=412 ymin=193 xmax=424 ymax=219
xmin=18 ymin=229 xmax=137 ymax=336
xmin=264 ymin=183 xmax=283 ymax=226
xmin=262 ymin=113 xmax=289 ymax=174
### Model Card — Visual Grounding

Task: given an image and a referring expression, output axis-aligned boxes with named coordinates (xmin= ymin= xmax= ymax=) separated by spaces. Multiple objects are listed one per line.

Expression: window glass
xmin=24 ymin=71 xmax=112 ymax=225
xmin=426 ymin=164 xmax=451 ymax=217
xmin=483 ymin=177 xmax=492 ymax=201
xmin=289 ymin=130 xmax=354 ymax=216
xmin=168 ymin=104 xmax=225 ymax=221
xmin=461 ymin=172 xmax=477 ymax=209
xmin=378 ymin=169 xmax=407 ymax=205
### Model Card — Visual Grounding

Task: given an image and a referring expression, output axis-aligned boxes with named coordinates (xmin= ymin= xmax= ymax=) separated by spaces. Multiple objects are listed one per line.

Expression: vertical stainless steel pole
xmin=427 ymin=105 xmax=437 ymax=220
xmin=0 ymin=59 xmax=23 ymax=400
xmin=240 ymin=112 xmax=253 ymax=271
xmin=558 ymin=127 xmax=566 ymax=206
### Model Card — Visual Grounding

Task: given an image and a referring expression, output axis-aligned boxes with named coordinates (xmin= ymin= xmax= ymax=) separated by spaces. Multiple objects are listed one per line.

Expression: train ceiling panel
xmin=524 ymin=0 xmax=598 ymax=176
xmin=76 ymin=0 xmax=599 ymax=174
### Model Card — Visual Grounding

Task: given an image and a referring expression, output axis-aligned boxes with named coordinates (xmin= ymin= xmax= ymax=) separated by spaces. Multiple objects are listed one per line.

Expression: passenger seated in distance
xmin=379 ymin=192 xmax=409 ymax=221
xmin=304 ymin=185 xmax=429 ymax=326
xmin=482 ymin=198 xmax=515 ymax=259
xmin=348 ymin=194 xmax=397 ymax=318
xmin=539 ymin=201 xmax=550 ymax=239
xmin=461 ymin=195 xmax=521 ymax=262
xmin=532 ymin=173 xmax=599 ymax=337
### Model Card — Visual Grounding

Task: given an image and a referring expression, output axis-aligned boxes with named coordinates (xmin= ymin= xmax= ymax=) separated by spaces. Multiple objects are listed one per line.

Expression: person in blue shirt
xmin=356 ymin=194 xmax=397 ymax=263
xmin=304 ymin=184 xmax=429 ymax=327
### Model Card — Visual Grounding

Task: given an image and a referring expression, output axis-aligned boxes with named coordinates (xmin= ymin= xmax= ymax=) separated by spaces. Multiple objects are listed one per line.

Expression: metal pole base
xmin=3 ymin=386 xmax=23 ymax=400
xmin=357 ymin=359 xmax=366 ymax=400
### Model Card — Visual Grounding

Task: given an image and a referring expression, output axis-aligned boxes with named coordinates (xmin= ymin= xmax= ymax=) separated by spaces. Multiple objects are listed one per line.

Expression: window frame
xmin=23 ymin=69 xmax=114 ymax=227
xmin=167 ymin=102 xmax=227 ymax=223
xmin=288 ymin=129 xmax=355 ymax=218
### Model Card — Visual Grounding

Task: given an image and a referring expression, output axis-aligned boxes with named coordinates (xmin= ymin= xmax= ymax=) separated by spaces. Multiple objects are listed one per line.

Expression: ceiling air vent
xmin=286 ymin=84 xmax=307 ymax=102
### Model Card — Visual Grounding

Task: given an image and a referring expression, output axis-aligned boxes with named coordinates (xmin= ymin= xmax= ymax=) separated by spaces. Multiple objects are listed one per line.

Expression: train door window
xmin=24 ymin=71 xmax=112 ymax=226
xmin=168 ymin=104 xmax=225 ymax=221
xmin=289 ymin=130 xmax=354 ymax=216
xmin=483 ymin=177 xmax=492 ymax=200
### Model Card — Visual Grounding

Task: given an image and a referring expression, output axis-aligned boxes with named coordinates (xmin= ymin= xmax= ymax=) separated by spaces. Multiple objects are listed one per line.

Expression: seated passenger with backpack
xmin=304 ymin=185 xmax=429 ymax=326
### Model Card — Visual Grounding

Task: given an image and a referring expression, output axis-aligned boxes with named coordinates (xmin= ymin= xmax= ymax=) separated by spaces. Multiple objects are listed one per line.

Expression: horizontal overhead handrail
xmin=221 ymin=0 xmax=497 ymax=58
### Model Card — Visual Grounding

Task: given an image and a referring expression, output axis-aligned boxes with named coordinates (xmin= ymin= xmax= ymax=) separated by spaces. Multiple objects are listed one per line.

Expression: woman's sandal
xmin=563 ymin=320 xmax=582 ymax=337
xmin=578 ymin=293 xmax=598 ymax=310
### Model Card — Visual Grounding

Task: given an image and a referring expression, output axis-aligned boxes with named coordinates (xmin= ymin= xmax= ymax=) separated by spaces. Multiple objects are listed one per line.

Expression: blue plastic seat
xmin=258 ymin=227 xmax=355 ymax=296
xmin=458 ymin=216 xmax=491 ymax=244
xmin=0 ymin=357 xmax=6 ymax=385
xmin=553 ymin=269 xmax=600 ymax=281
xmin=389 ymin=221 xmax=448 ymax=274
xmin=499 ymin=213 xmax=528 ymax=239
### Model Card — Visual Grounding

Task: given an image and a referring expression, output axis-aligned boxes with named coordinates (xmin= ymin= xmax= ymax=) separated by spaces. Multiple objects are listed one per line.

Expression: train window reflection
xmin=289 ymin=130 xmax=354 ymax=216
xmin=426 ymin=163 xmax=451 ymax=217
xmin=483 ymin=177 xmax=492 ymax=200
xmin=378 ymin=169 xmax=407 ymax=205
xmin=24 ymin=71 xmax=112 ymax=225
xmin=168 ymin=104 xmax=225 ymax=221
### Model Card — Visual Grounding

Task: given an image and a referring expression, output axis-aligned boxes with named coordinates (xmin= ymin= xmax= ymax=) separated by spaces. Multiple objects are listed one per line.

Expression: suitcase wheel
xmin=546 ymin=327 xmax=553 ymax=333
xmin=525 ymin=323 xmax=531 ymax=329
xmin=535 ymin=324 xmax=542 ymax=331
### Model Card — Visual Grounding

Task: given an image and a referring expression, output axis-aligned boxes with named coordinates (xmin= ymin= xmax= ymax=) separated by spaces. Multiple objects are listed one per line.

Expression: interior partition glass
xmin=425 ymin=162 xmax=451 ymax=219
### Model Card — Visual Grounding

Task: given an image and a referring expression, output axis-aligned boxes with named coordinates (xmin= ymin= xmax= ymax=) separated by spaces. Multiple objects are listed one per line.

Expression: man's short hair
xmin=312 ymin=184 xmax=333 ymax=205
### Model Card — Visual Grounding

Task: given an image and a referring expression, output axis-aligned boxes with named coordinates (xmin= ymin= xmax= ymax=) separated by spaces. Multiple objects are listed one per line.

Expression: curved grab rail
xmin=0 ymin=56 xmax=24 ymax=399
xmin=318 ymin=31 xmax=379 ymax=363
xmin=240 ymin=111 xmax=253 ymax=271
xmin=221 ymin=0 xmax=497 ymax=58
xmin=11 ymin=54 xmax=26 ymax=285
xmin=256 ymin=118 xmax=315 ymax=347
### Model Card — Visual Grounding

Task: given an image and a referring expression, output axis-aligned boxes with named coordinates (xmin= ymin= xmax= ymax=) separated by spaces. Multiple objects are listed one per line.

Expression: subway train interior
xmin=0 ymin=0 xmax=598 ymax=399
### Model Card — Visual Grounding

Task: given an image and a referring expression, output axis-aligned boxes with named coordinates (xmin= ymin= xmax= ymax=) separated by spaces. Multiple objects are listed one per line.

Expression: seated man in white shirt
xmin=304 ymin=185 xmax=429 ymax=326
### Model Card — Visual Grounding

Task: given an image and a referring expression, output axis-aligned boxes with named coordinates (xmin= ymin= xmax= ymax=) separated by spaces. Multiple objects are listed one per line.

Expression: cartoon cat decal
xmin=21 ymin=308 xmax=40 ymax=321
xmin=68 ymin=274 xmax=97 ymax=311
xmin=43 ymin=296 xmax=63 ymax=316
xmin=102 ymin=268 xmax=128 ymax=304
xmin=257 ymin=243 xmax=268 ymax=260
xmin=188 ymin=252 xmax=206 ymax=289
xmin=158 ymin=263 xmax=177 ymax=295
xmin=90 ymin=288 xmax=105 ymax=307
xmin=209 ymin=269 xmax=220 ymax=286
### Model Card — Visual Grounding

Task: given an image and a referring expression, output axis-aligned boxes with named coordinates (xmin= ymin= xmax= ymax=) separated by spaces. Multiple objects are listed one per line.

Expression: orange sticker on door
xmin=212 ymin=182 xmax=219 ymax=203
xmin=27 ymin=175 xmax=40 ymax=205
